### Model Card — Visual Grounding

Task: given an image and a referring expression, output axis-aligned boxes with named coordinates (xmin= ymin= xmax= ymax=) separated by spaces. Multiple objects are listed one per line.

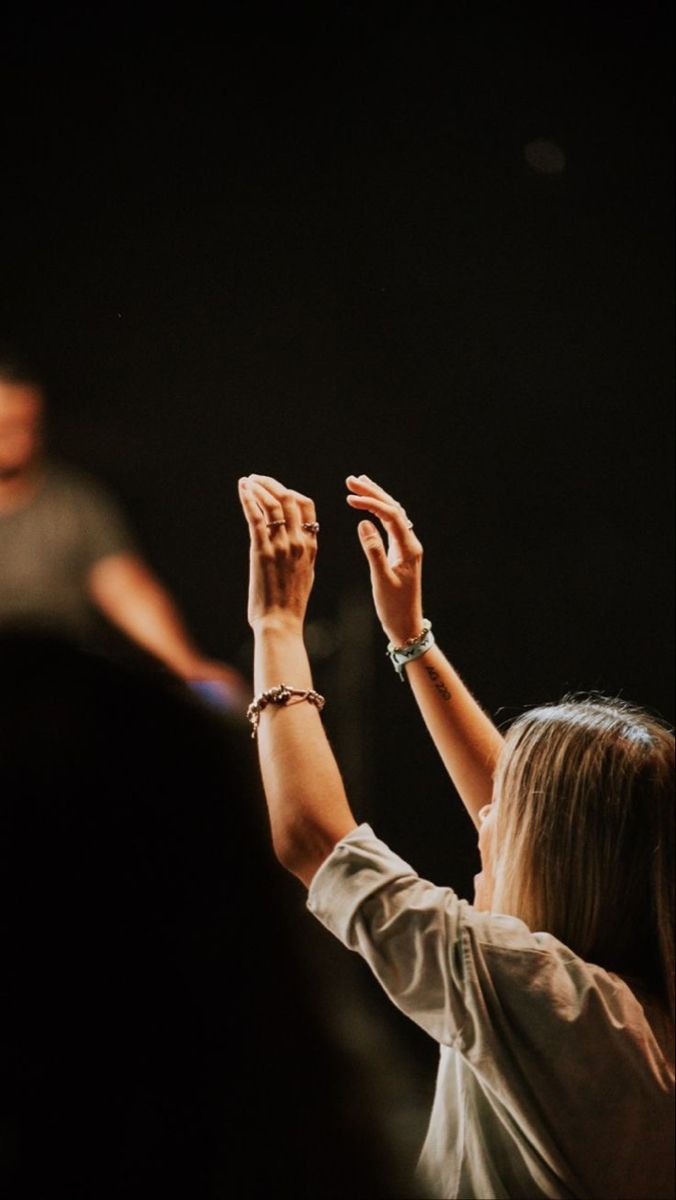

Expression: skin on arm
xmin=403 ymin=647 xmax=504 ymax=828
xmin=345 ymin=475 xmax=504 ymax=830
xmin=87 ymin=552 xmax=246 ymax=692
xmin=239 ymin=475 xmax=357 ymax=886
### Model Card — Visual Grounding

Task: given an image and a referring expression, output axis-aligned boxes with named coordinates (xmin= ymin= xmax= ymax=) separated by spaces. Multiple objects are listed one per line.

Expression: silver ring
xmin=266 ymin=519 xmax=287 ymax=530
xmin=301 ymin=521 xmax=320 ymax=534
xmin=406 ymin=520 xmax=414 ymax=529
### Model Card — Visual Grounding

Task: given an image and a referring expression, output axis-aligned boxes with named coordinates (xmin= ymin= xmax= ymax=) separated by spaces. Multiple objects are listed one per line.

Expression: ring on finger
xmin=266 ymin=519 xmax=287 ymax=530
xmin=301 ymin=521 xmax=320 ymax=534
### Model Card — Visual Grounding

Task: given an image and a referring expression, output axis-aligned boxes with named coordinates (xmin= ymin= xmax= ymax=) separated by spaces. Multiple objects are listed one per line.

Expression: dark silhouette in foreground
xmin=0 ymin=631 xmax=412 ymax=1199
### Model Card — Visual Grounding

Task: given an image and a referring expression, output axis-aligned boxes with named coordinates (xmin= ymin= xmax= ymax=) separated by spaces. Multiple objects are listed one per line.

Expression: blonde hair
xmin=492 ymin=697 xmax=674 ymax=1016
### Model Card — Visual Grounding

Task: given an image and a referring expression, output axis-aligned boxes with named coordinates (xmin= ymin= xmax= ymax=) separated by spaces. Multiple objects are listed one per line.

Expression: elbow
xmin=272 ymin=827 xmax=312 ymax=877
xmin=271 ymin=821 xmax=339 ymax=887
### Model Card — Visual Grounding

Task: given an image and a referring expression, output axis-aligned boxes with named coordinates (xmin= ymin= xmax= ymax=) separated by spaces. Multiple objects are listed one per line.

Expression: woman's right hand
xmin=238 ymin=474 xmax=318 ymax=632
xmin=346 ymin=474 xmax=425 ymax=646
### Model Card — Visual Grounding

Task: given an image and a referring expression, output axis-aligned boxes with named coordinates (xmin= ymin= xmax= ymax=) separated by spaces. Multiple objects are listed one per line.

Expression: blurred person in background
xmin=0 ymin=347 xmax=245 ymax=707
xmin=237 ymin=471 xmax=674 ymax=1200
xmin=0 ymin=628 xmax=414 ymax=1200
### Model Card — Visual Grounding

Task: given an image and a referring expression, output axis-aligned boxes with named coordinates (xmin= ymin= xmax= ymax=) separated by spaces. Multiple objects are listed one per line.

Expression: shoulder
xmin=308 ymin=825 xmax=674 ymax=1071
xmin=45 ymin=462 xmax=120 ymax=505
xmin=312 ymin=825 xmax=655 ymax=1030
xmin=462 ymin=911 xmax=671 ymax=1069
xmin=45 ymin=463 xmax=131 ymax=534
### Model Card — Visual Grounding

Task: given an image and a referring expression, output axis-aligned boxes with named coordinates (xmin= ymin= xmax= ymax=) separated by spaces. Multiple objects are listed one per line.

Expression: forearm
xmin=403 ymin=643 xmax=504 ymax=829
xmin=344 ymin=476 xmax=504 ymax=828
xmin=121 ymin=591 xmax=201 ymax=675
xmin=89 ymin=555 xmax=201 ymax=676
xmin=253 ymin=618 xmax=357 ymax=885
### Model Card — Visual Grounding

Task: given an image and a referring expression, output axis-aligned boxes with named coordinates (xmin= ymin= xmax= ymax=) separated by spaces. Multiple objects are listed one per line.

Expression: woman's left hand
xmin=238 ymin=474 xmax=319 ymax=631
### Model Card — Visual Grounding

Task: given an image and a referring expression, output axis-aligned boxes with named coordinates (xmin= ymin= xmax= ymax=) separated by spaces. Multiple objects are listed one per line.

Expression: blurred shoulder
xmin=44 ymin=460 xmax=121 ymax=504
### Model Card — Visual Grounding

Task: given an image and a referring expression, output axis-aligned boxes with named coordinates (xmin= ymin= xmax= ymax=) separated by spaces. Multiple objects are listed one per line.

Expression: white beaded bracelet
xmin=246 ymin=683 xmax=326 ymax=739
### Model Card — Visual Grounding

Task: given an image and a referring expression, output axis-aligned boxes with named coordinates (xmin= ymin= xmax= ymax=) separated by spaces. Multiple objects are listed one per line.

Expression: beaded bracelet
xmin=246 ymin=683 xmax=326 ymax=739
xmin=386 ymin=619 xmax=435 ymax=680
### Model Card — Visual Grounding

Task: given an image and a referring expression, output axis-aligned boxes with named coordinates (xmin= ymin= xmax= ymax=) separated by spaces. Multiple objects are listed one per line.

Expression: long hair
xmin=491 ymin=696 xmax=674 ymax=1016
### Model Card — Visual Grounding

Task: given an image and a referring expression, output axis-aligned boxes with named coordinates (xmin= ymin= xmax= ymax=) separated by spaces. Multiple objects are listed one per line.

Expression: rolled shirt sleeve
xmin=308 ymin=823 xmax=480 ymax=1046
xmin=308 ymin=825 xmax=676 ymax=1200
xmin=307 ymin=823 xmax=645 ymax=1064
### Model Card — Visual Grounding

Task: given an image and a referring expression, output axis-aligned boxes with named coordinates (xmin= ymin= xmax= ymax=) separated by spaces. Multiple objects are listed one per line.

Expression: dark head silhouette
xmin=0 ymin=630 xmax=410 ymax=1199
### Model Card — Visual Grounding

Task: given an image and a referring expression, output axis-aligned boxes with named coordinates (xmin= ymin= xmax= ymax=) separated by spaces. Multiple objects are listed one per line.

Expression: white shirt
xmin=307 ymin=824 xmax=675 ymax=1200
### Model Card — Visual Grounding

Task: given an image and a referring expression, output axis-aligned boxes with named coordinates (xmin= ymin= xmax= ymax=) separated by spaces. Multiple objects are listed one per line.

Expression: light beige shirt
xmin=307 ymin=824 xmax=675 ymax=1200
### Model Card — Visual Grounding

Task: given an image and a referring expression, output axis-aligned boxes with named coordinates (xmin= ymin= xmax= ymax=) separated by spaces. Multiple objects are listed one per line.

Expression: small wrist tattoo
xmin=424 ymin=664 xmax=451 ymax=701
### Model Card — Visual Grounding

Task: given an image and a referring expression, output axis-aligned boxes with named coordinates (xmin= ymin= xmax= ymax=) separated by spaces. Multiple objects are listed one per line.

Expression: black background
xmin=2 ymin=0 xmax=673 ymax=1167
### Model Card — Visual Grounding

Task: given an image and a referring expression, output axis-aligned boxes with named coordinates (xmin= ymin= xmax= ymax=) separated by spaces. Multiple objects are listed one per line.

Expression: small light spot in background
xmin=524 ymin=138 xmax=566 ymax=175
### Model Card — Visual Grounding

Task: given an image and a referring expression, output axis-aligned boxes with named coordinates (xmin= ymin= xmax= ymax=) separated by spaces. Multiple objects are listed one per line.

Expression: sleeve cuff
xmin=307 ymin=822 xmax=421 ymax=947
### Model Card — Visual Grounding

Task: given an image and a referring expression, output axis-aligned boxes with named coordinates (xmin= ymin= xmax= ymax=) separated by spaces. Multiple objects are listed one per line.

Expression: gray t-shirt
xmin=308 ymin=824 xmax=675 ymax=1200
xmin=0 ymin=462 xmax=136 ymax=638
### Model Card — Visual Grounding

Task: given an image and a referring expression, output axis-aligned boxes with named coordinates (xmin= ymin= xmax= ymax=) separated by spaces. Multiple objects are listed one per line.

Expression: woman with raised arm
xmin=238 ymin=472 xmax=674 ymax=1200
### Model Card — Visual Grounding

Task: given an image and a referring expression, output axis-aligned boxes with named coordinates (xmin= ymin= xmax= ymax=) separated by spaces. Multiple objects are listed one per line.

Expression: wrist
xmin=383 ymin=616 xmax=426 ymax=647
xmin=251 ymin=613 xmax=305 ymax=639
xmin=386 ymin=617 xmax=435 ymax=680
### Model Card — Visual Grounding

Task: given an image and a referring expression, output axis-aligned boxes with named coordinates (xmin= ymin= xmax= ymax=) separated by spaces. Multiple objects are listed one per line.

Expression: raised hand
xmin=238 ymin=474 xmax=319 ymax=630
xmin=345 ymin=474 xmax=424 ymax=646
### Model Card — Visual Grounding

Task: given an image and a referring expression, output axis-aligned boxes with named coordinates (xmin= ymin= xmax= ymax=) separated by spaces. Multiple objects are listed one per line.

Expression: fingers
xmin=346 ymin=474 xmax=415 ymax=529
xmin=241 ymin=471 xmax=416 ymax=562
xmin=247 ymin=476 xmax=293 ymax=535
xmin=241 ymin=474 xmax=318 ymax=547
xmin=346 ymin=475 xmax=415 ymax=529
xmin=346 ymin=474 xmax=399 ymax=507
xmin=345 ymin=485 xmax=420 ymax=558
xmin=238 ymin=478 xmax=269 ymax=547
xmin=249 ymin=474 xmax=315 ymax=521
xmin=357 ymin=519 xmax=391 ymax=575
